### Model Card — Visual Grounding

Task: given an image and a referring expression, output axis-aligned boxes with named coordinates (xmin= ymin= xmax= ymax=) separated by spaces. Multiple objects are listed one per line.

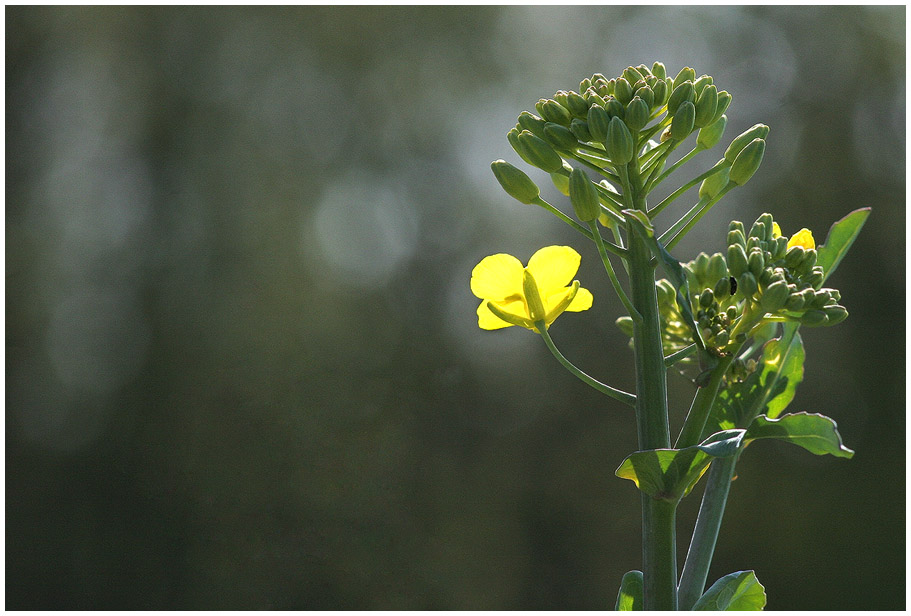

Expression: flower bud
xmin=491 ymin=160 xmax=540 ymax=204
xmin=707 ymin=253 xmax=728 ymax=281
xmin=570 ymin=118 xmax=592 ymax=143
xmin=517 ymin=130 xmax=564 ymax=173
xmin=544 ymin=122 xmax=579 ymax=151
xmin=579 ymin=77 xmax=593 ymax=93
xmin=553 ymin=90 xmax=570 ymax=108
xmin=584 ymin=89 xmax=607 ymax=108
xmin=785 ymin=245 xmax=806 ymax=269
xmin=805 ymin=270 xmax=824 ymax=290
xmin=651 ymin=79 xmax=669 ymax=108
xmin=624 ymin=97 xmax=650 ymax=132
xmin=606 ymin=116 xmax=634 ymax=164
xmin=635 ymin=85 xmax=655 ymax=109
xmin=709 ymin=91 xmax=732 ymax=127
xmin=606 ymin=98 xmax=625 ymax=119
xmin=729 ymin=220 xmax=745 ymax=235
xmin=673 ymin=66 xmax=696 ymax=86
xmin=724 ymin=124 xmax=770 ymax=163
xmin=623 ymin=67 xmax=642 ymax=87
xmin=785 ymin=292 xmax=806 ymax=311
xmin=729 ymin=138 xmax=765 ymax=185
xmin=738 ymin=271 xmax=758 ymax=297
xmin=822 ymin=304 xmax=848 ymax=325
xmin=714 ymin=330 xmax=730 ymax=346
xmin=727 ymin=243 xmax=749 ymax=277
xmin=652 ymin=61 xmax=667 ymax=80
xmin=522 ymin=269 xmax=547 ymax=323
xmin=656 ymin=279 xmax=677 ymax=306
xmin=667 ymin=81 xmax=695 ymax=116
xmin=540 ymin=99 xmax=573 ymax=126
xmin=565 ymin=91 xmax=591 ymax=118
xmin=569 ymin=168 xmax=600 ymax=222
xmin=714 ymin=276 xmax=731 ymax=298
xmin=748 ymin=249 xmax=765 ymax=277
xmin=697 ymin=115 xmax=727 ymax=149
xmin=693 ymin=74 xmax=713 ymax=95
xmin=636 ymin=64 xmax=652 ymax=78
xmin=773 ymin=235 xmax=789 ymax=260
xmin=694 ymin=84 xmax=718 ymax=128
xmin=699 ymin=288 xmax=715 ymax=308
xmin=587 ymin=104 xmax=610 ymax=143
xmin=670 ymin=100 xmax=696 ymax=140
xmin=615 ymin=315 xmax=634 ymax=337
xmin=517 ymin=111 xmax=547 ymax=139
xmin=749 ymin=220 xmax=767 ymax=240
xmin=727 ymin=228 xmax=746 ymax=248
xmin=508 ymin=128 xmax=535 ymax=166
xmin=699 ymin=165 xmax=730 ymax=200
xmin=760 ymin=280 xmax=790 ymax=312
xmin=614 ymin=77 xmax=634 ymax=105
xmin=800 ymin=310 xmax=828 ymax=327
xmin=800 ymin=248 xmax=818 ymax=271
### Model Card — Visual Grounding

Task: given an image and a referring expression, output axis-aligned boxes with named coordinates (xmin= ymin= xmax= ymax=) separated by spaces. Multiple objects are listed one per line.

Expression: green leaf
xmin=623 ymin=209 xmax=706 ymax=351
xmin=693 ymin=570 xmax=766 ymax=610
xmin=746 ymin=412 xmax=854 ymax=458
xmin=615 ymin=570 xmax=643 ymax=611
xmin=615 ymin=429 xmax=745 ymax=501
xmin=817 ymin=207 xmax=870 ymax=284
xmin=703 ymin=325 xmax=805 ymax=438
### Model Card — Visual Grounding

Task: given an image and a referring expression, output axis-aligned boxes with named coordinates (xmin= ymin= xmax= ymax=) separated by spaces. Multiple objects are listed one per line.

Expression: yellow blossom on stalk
xmin=787 ymin=227 xmax=815 ymax=250
xmin=771 ymin=222 xmax=782 ymax=238
xmin=471 ymin=246 xmax=593 ymax=331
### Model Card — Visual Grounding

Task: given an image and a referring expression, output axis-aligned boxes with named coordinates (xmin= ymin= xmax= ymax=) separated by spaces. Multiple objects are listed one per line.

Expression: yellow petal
xmin=566 ymin=286 xmax=594 ymax=312
xmin=470 ymin=253 xmax=524 ymax=300
xmin=476 ymin=299 xmax=528 ymax=330
xmin=526 ymin=245 xmax=581 ymax=296
xmin=771 ymin=222 xmax=782 ymax=238
xmin=787 ymin=228 xmax=815 ymax=250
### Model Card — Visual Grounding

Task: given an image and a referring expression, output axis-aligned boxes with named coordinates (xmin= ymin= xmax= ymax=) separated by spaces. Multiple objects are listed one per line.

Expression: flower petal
xmin=470 ymin=253 xmax=524 ymax=300
xmin=566 ymin=286 xmax=594 ymax=312
xmin=526 ymin=246 xmax=581 ymax=295
xmin=787 ymin=228 xmax=815 ymax=250
xmin=476 ymin=299 xmax=528 ymax=330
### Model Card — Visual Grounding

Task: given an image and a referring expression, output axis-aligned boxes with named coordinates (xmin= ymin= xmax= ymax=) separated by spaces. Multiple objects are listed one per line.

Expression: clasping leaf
xmin=693 ymin=570 xmax=766 ymax=610
xmin=746 ymin=412 xmax=854 ymax=458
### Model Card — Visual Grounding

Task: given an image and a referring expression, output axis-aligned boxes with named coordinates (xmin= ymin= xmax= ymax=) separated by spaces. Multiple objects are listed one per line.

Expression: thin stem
xmin=569 ymin=150 xmax=621 ymax=184
xmin=536 ymin=322 xmax=636 ymax=407
xmin=588 ymin=221 xmax=641 ymax=323
xmin=677 ymin=453 xmax=738 ymax=610
xmin=649 ymin=144 xmax=704 ymax=191
xmin=531 ymin=197 xmax=626 ymax=258
xmin=675 ymin=355 xmax=734 ymax=449
xmin=647 ymin=161 xmax=730 ymax=220
xmin=664 ymin=343 xmax=697 ymax=367
xmin=663 ymin=183 xmax=736 ymax=252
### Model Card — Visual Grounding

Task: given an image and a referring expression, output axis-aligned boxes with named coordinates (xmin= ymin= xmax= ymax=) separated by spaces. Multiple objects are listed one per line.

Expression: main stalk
xmin=625 ymin=163 xmax=677 ymax=610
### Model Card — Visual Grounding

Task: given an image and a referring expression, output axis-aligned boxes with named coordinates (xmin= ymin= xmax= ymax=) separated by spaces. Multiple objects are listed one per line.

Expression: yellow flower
xmin=787 ymin=228 xmax=815 ymax=250
xmin=471 ymin=245 xmax=594 ymax=331
xmin=771 ymin=222 xmax=782 ymax=238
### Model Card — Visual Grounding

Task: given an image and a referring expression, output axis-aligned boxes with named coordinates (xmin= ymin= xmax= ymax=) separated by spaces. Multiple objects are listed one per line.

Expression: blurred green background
xmin=6 ymin=5 xmax=905 ymax=610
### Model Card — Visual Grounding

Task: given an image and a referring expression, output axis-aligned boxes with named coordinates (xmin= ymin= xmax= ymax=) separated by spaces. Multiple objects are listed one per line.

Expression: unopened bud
xmin=587 ymin=105 xmax=610 ymax=143
xmin=614 ymin=77 xmax=634 ymax=105
xmin=635 ymin=85 xmax=655 ymax=109
xmin=508 ymin=128 xmax=535 ymax=166
xmin=565 ymin=91 xmax=591 ymax=118
xmin=543 ymin=122 xmax=579 ymax=151
xmin=785 ymin=293 xmax=806 ymax=311
xmin=697 ymin=115 xmax=727 ymax=149
xmin=729 ymin=138 xmax=765 ymax=185
xmin=622 ymin=67 xmax=642 ymax=87
xmin=714 ymin=330 xmax=730 ymax=346
xmin=714 ymin=277 xmax=731 ymax=297
xmin=785 ymin=246 xmax=806 ymax=269
xmin=625 ymin=97 xmax=650 ymax=131
xmin=569 ymin=168 xmax=600 ymax=222
xmin=540 ymin=99 xmax=573 ymax=126
xmin=550 ymin=170 xmax=570 ymax=196
xmin=738 ymin=272 xmax=758 ymax=297
xmin=673 ymin=66 xmax=696 ymax=86
xmin=652 ymin=61 xmax=667 ymax=80
xmin=748 ymin=249 xmax=765 ymax=277
xmin=652 ymin=78 xmax=669 ymax=107
xmin=709 ymin=91 xmax=732 ymax=127
xmin=699 ymin=288 xmax=715 ymax=308
xmin=517 ymin=130 xmax=564 ymax=173
xmin=822 ymin=304 xmax=848 ymax=325
xmin=606 ymin=98 xmax=625 ymax=119
xmin=727 ymin=244 xmax=749 ymax=277
xmin=693 ymin=74 xmax=713 ymax=95
xmin=518 ymin=111 xmax=547 ymax=139
xmin=606 ymin=116 xmax=634 ymax=164
xmin=667 ymin=81 xmax=695 ymax=116
xmin=694 ymin=84 xmax=718 ymax=128
xmin=727 ymin=228 xmax=746 ymax=248
xmin=491 ymin=160 xmax=540 ymax=204
xmin=800 ymin=310 xmax=828 ymax=327
xmin=522 ymin=269 xmax=546 ymax=323
xmin=707 ymin=252 xmax=728 ymax=281
xmin=760 ymin=280 xmax=790 ymax=312
xmin=724 ymin=124 xmax=770 ymax=163
xmin=670 ymin=100 xmax=696 ymax=140
xmin=570 ymin=118 xmax=592 ymax=143
xmin=699 ymin=165 xmax=730 ymax=199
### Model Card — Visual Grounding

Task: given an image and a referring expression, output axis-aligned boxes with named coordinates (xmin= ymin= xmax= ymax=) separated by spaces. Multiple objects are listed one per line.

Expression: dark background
xmin=6 ymin=5 xmax=905 ymax=610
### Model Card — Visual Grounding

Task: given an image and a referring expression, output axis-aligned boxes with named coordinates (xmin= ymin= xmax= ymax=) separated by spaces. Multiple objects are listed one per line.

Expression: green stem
xmin=663 ymin=183 xmax=736 ymax=251
xmin=536 ymin=322 xmax=636 ymax=407
xmin=675 ymin=355 xmax=734 ymax=449
xmin=531 ymin=197 xmax=626 ymax=258
xmin=664 ymin=343 xmax=697 ymax=367
xmin=588 ymin=221 xmax=640 ymax=323
xmin=625 ymin=161 xmax=676 ymax=611
xmin=647 ymin=161 xmax=730 ymax=220
xmin=648 ymin=144 xmax=704 ymax=191
xmin=677 ymin=453 xmax=738 ymax=610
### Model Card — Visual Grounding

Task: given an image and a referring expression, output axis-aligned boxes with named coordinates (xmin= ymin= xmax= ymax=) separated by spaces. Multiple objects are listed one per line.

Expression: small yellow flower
xmin=771 ymin=222 xmax=782 ymax=239
xmin=471 ymin=245 xmax=593 ymax=331
xmin=787 ymin=228 xmax=815 ymax=250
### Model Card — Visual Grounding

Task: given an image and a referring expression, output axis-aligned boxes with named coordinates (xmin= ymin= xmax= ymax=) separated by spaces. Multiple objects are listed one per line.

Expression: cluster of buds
xmin=726 ymin=213 xmax=848 ymax=326
xmin=684 ymin=252 xmax=742 ymax=348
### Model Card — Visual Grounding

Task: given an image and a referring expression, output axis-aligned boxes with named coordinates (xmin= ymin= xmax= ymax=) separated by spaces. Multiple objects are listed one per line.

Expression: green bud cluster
xmin=680 ymin=252 xmax=742 ymax=350
xmin=726 ymin=213 xmax=848 ymax=326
